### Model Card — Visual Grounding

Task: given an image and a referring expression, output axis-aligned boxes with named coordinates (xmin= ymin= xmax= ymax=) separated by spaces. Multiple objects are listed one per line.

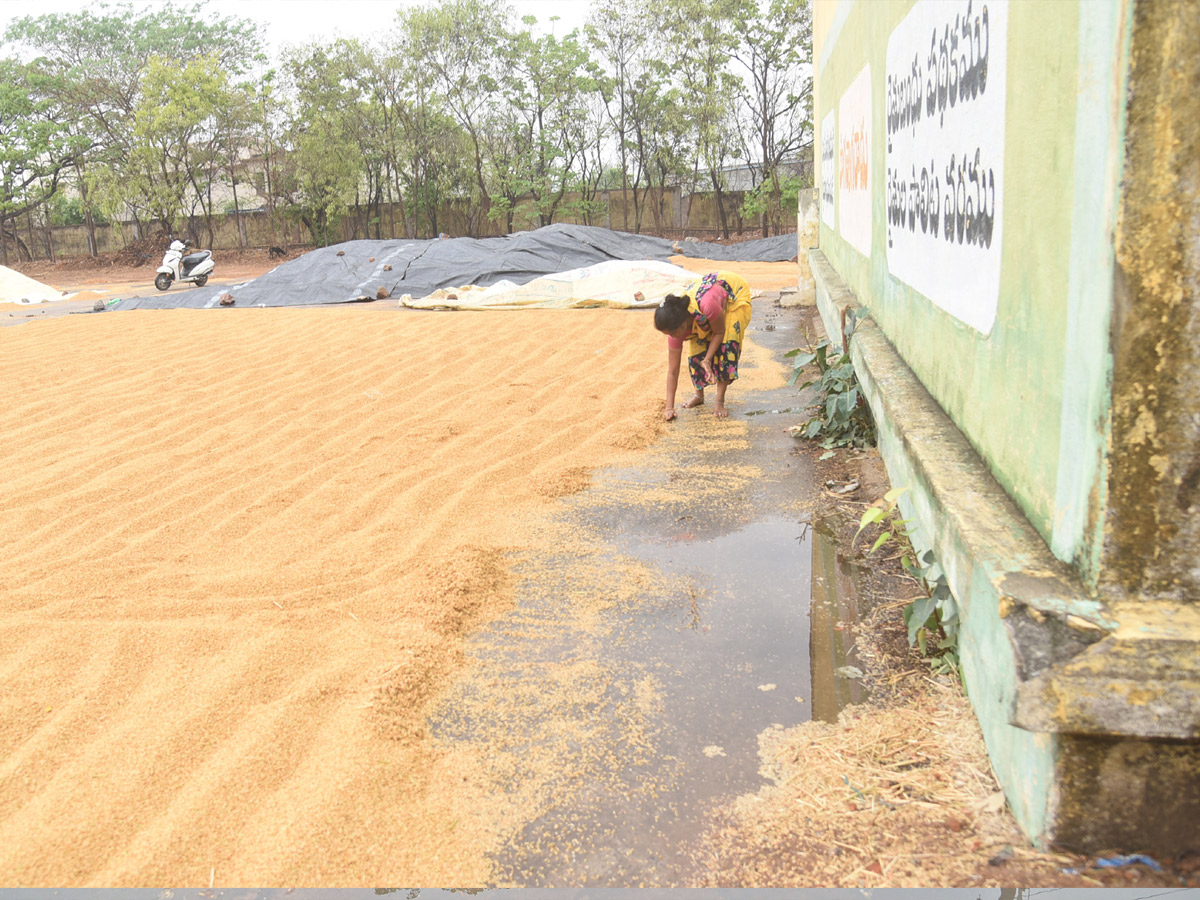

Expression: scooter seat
xmin=182 ymin=251 xmax=211 ymax=267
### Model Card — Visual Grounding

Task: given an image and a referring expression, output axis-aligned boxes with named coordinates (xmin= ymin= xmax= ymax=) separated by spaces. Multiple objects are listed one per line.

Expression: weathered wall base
xmin=1053 ymin=735 xmax=1200 ymax=854
xmin=811 ymin=248 xmax=1200 ymax=853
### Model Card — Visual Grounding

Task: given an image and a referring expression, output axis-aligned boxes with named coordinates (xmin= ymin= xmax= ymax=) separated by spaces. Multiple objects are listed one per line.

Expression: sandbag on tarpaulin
xmin=400 ymin=260 xmax=698 ymax=310
xmin=111 ymin=224 xmax=795 ymax=310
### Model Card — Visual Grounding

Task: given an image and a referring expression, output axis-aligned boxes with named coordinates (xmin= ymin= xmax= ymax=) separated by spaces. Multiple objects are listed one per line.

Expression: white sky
xmin=0 ymin=0 xmax=594 ymax=58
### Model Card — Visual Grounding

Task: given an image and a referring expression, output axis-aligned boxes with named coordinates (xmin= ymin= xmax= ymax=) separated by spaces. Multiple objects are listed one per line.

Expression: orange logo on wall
xmin=839 ymin=118 xmax=869 ymax=190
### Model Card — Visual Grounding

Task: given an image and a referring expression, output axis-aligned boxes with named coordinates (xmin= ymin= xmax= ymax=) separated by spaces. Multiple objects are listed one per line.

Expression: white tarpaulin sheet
xmin=399 ymin=259 xmax=697 ymax=310
xmin=0 ymin=266 xmax=63 ymax=304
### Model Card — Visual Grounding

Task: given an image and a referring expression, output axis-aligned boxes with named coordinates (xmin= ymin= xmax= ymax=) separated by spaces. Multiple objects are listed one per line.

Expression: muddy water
xmin=432 ymin=306 xmax=871 ymax=886
xmin=810 ymin=520 xmax=872 ymax=722
xmin=495 ymin=514 xmax=816 ymax=884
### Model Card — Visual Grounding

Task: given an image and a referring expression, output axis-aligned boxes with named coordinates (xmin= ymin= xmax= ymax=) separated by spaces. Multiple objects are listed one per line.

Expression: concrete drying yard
xmin=1 ymin=252 xmax=1191 ymax=888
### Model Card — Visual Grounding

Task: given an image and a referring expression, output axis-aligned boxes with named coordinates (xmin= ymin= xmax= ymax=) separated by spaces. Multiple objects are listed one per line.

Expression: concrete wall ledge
xmin=809 ymin=249 xmax=1110 ymax=628
xmin=809 ymin=247 xmax=1200 ymax=742
xmin=811 ymin=247 xmax=1200 ymax=851
xmin=1014 ymin=637 xmax=1200 ymax=739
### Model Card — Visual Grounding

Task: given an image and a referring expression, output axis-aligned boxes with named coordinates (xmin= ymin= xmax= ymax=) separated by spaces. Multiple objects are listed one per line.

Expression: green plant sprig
xmin=785 ymin=317 xmax=876 ymax=449
xmin=854 ymin=485 xmax=960 ymax=677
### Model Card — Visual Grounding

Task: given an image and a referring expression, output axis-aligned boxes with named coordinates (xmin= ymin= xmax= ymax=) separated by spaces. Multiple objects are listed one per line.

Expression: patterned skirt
xmin=687 ymin=340 xmax=742 ymax=390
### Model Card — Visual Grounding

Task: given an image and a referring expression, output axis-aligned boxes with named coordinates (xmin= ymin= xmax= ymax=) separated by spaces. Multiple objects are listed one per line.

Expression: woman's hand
xmin=700 ymin=359 xmax=715 ymax=385
xmin=664 ymin=405 xmax=677 ymax=422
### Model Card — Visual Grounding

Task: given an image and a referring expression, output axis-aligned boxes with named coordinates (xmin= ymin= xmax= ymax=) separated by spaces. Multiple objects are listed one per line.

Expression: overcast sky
xmin=0 ymin=0 xmax=594 ymax=57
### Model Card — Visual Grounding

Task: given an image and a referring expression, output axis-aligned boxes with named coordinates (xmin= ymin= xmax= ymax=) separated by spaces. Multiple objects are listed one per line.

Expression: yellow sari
xmin=683 ymin=271 xmax=753 ymax=386
xmin=683 ymin=271 xmax=752 ymax=353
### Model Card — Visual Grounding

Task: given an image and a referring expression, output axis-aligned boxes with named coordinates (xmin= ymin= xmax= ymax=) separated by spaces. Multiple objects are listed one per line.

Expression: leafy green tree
xmin=587 ymin=0 xmax=655 ymax=231
xmin=5 ymin=2 xmax=261 ymax=253
xmin=400 ymin=0 xmax=514 ymax=234
xmin=46 ymin=193 xmax=108 ymax=227
xmin=563 ymin=79 xmax=613 ymax=226
xmin=244 ymin=67 xmax=290 ymax=244
xmin=732 ymin=0 xmax=813 ymax=235
xmin=380 ymin=21 xmax=479 ymax=238
xmin=356 ymin=48 xmax=406 ymax=239
xmin=352 ymin=48 xmax=402 ymax=242
xmin=638 ymin=80 xmax=692 ymax=233
xmin=279 ymin=41 xmax=364 ymax=246
xmin=498 ymin=17 xmax=597 ymax=229
xmin=650 ymin=0 xmax=749 ymax=238
xmin=217 ymin=80 xmax=261 ymax=249
xmin=125 ymin=53 xmax=228 ymax=240
xmin=0 ymin=59 xmax=83 ymax=264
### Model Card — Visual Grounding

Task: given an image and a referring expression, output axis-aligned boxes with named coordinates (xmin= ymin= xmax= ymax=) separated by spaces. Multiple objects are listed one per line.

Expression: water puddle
xmin=487 ymin=515 xmax=815 ymax=884
xmin=429 ymin=308 xmax=875 ymax=884
xmin=810 ymin=518 xmax=871 ymax=721
xmin=429 ymin=505 xmax=874 ymax=885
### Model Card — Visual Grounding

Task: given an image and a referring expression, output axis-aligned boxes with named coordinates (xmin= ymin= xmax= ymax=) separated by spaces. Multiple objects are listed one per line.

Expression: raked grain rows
xmin=0 ymin=305 xmax=667 ymax=884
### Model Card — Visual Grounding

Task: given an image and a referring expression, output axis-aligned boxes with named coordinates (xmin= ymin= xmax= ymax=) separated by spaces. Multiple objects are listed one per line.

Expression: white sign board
xmin=884 ymin=0 xmax=1008 ymax=334
xmin=838 ymin=66 xmax=872 ymax=256
xmin=820 ymin=109 xmax=836 ymax=228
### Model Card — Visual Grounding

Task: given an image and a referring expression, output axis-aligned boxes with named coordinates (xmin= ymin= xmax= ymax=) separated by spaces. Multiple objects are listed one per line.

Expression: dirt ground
xmin=4 ymin=248 xmax=289 ymax=311
xmin=0 ymin=248 xmax=1195 ymax=888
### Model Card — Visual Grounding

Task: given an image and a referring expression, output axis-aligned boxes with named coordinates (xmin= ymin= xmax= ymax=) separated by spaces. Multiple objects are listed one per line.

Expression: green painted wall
xmin=814 ymin=0 xmax=1200 ymax=852
xmin=814 ymin=0 xmax=1126 ymax=587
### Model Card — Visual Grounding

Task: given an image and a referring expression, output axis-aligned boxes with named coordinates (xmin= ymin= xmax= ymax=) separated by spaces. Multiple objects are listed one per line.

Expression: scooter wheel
xmin=194 ymin=274 xmax=208 ymax=287
xmin=154 ymin=273 xmax=173 ymax=291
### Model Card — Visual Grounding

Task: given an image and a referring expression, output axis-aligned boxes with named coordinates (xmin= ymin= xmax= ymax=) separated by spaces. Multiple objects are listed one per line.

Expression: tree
xmin=565 ymin=75 xmax=613 ymax=226
xmin=5 ymin=2 xmax=261 ymax=253
xmin=217 ymin=77 xmax=260 ymax=249
xmin=0 ymin=59 xmax=82 ymax=264
xmin=587 ymin=0 xmax=654 ymax=231
xmin=245 ymin=67 xmax=289 ymax=244
xmin=732 ymin=0 xmax=813 ymax=236
xmin=125 ymin=53 xmax=234 ymax=241
xmin=400 ymin=0 xmax=514 ymax=235
xmin=279 ymin=41 xmax=364 ymax=246
xmin=650 ymin=0 xmax=749 ymax=239
xmin=381 ymin=20 xmax=479 ymax=239
xmin=492 ymin=17 xmax=597 ymax=230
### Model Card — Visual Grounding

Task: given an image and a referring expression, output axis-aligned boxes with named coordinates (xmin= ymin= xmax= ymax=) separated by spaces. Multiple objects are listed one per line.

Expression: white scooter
xmin=155 ymin=238 xmax=215 ymax=291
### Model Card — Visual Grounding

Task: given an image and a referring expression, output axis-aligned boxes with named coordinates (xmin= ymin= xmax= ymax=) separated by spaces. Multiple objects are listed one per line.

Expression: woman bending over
xmin=653 ymin=271 xmax=752 ymax=420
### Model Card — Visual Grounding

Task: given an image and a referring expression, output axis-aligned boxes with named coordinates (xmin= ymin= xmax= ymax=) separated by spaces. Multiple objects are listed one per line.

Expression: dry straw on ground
xmin=690 ymin=676 xmax=1067 ymax=886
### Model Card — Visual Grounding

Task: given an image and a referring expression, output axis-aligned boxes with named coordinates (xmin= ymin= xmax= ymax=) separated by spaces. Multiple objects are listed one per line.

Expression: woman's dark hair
xmin=654 ymin=294 xmax=692 ymax=333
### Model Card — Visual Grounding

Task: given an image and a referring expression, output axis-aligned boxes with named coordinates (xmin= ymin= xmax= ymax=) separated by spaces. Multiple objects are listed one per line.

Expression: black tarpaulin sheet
xmin=673 ymin=232 xmax=798 ymax=262
xmin=112 ymin=224 xmax=796 ymax=310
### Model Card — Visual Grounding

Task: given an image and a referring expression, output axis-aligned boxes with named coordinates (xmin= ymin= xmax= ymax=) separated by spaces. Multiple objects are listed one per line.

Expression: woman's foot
xmin=682 ymin=392 xmax=705 ymax=409
xmin=713 ymin=402 xmax=729 ymax=418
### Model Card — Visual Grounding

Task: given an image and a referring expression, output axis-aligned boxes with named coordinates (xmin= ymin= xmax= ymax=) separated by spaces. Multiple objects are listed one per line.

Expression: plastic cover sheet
xmin=113 ymin=224 xmax=795 ymax=311
xmin=400 ymin=259 xmax=700 ymax=310
xmin=0 ymin=266 xmax=63 ymax=304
